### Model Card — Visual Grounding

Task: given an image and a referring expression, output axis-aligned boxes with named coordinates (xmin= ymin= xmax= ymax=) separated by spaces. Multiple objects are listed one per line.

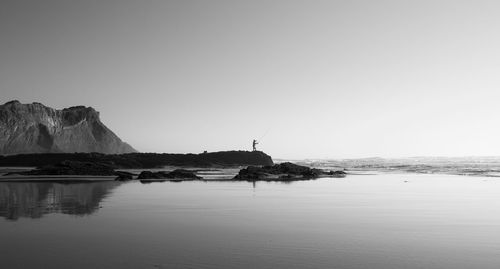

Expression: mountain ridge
xmin=0 ymin=100 xmax=136 ymax=154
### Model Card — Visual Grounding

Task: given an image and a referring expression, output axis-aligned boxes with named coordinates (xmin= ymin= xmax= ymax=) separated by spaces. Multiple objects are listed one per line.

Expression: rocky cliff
xmin=0 ymin=100 xmax=136 ymax=154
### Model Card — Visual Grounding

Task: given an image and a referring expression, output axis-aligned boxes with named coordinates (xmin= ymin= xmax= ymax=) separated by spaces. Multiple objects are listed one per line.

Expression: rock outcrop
xmin=137 ymin=169 xmax=202 ymax=180
xmin=10 ymin=160 xmax=117 ymax=176
xmin=0 ymin=100 xmax=136 ymax=154
xmin=234 ymin=162 xmax=346 ymax=181
xmin=114 ymin=171 xmax=136 ymax=181
xmin=5 ymin=161 xmax=138 ymax=179
xmin=0 ymin=151 xmax=274 ymax=168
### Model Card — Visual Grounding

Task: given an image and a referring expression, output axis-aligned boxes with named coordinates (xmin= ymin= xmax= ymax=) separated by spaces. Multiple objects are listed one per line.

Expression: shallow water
xmin=1 ymin=173 xmax=500 ymax=268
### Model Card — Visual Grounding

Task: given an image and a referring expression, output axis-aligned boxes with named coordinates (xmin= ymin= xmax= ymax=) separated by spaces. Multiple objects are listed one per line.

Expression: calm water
xmin=1 ymin=173 xmax=500 ymax=269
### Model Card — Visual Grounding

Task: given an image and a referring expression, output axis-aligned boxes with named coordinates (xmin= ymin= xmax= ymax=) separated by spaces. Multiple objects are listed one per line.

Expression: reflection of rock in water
xmin=0 ymin=182 xmax=121 ymax=220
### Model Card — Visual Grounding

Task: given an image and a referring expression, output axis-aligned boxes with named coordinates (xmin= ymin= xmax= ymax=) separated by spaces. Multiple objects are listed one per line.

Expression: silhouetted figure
xmin=252 ymin=139 xmax=258 ymax=151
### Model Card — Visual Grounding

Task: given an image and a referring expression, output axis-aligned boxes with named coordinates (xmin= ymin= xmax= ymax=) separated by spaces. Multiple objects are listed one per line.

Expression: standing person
xmin=252 ymin=139 xmax=258 ymax=151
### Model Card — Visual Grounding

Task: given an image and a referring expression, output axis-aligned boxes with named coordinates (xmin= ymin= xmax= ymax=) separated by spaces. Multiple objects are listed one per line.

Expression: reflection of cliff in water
xmin=0 ymin=182 xmax=121 ymax=220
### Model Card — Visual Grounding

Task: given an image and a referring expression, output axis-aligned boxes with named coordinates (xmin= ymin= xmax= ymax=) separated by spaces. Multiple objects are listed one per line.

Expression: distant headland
xmin=0 ymin=100 xmax=135 ymax=154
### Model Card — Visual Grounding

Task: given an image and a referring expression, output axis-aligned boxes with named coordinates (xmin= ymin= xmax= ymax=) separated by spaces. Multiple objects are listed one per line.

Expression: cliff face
xmin=0 ymin=100 xmax=136 ymax=154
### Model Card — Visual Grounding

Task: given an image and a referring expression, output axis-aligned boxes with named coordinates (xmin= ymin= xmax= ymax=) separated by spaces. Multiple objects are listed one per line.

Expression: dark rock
xmin=0 ymin=101 xmax=136 ymax=154
xmin=137 ymin=171 xmax=169 ymax=180
xmin=0 ymin=150 xmax=273 ymax=168
xmin=234 ymin=162 xmax=346 ymax=181
xmin=167 ymin=169 xmax=202 ymax=179
xmin=114 ymin=171 xmax=136 ymax=181
xmin=19 ymin=160 xmax=117 ymax=176
xmin=137 ymin=169 xmax=202 ymax=180
xmin=326 ymin=170 xmax=347 ymax=176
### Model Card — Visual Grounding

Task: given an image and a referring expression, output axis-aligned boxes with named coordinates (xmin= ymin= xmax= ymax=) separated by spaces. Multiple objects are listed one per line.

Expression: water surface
xmin=1 ymin=173 xmax=500 ymax=268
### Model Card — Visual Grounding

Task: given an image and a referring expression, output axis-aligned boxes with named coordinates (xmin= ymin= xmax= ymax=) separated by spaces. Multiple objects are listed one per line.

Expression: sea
xmin=1 ymin=157 xmax=500 ymax=269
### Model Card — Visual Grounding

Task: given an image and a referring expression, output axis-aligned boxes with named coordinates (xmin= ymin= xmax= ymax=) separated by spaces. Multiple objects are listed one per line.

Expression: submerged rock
xmin=137 ymin=171 xmax=168 ymax=180
xmin=234 ymin=162 xmax=346 ymax=181
xmin=114 ymin=171 xmax=136 ymax=181
xmin=326 ymin=170 xmax=347 ymax=176
xmin=137 ymin=169 xmax=202 ymax=181
xmin=167 ymin=169 xmax=203 ymax=179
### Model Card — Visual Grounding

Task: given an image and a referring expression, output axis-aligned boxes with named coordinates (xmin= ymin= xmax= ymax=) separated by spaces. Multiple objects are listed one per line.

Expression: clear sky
xmin=1 ymin=0 xmax=500 ymax=159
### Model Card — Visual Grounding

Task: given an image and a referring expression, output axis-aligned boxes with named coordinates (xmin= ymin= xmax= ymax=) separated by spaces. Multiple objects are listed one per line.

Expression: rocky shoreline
xmin=2 ymin=160 xmax=346 ymax=182
xmin=233 ymin=162 xmax=346 ymax=181
xmin=0 ymin=150 xmax=274 ymax=168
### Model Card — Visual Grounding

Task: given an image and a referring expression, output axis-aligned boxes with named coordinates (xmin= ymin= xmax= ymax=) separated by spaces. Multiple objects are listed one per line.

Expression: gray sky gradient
xmin=1 ymin=0 xmax=500 ymax=158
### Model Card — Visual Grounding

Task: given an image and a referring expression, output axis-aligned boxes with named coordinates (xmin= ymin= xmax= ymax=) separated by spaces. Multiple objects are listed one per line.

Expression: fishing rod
xmin=258 ymin=128 xmax=271 ymax=141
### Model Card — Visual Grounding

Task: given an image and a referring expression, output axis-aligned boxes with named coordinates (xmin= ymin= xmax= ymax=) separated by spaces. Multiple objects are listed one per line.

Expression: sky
xmin=1 ymin=0 xmax=500 ymax=159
